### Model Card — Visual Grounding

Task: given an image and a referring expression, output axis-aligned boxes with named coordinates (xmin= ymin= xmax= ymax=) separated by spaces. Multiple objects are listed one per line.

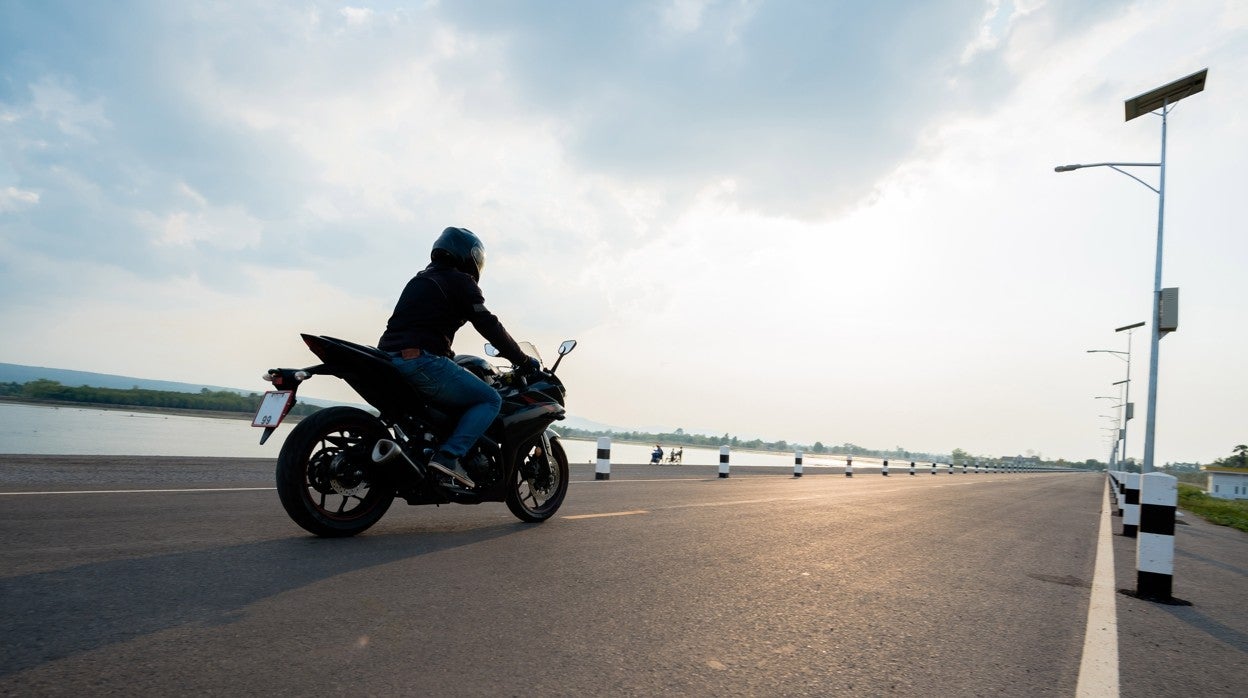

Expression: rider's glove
xmin=518 ymin=356 xmax=542 ymax=375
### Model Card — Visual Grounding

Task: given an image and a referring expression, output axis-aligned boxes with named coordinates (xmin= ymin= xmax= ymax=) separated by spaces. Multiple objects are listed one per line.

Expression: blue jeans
xmin=390 ymin=352 xmax=502 ymax=459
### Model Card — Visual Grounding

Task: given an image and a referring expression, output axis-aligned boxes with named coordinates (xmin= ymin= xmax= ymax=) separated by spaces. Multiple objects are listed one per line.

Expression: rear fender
xmin=300 ymin=334 xmax=420 ymax=416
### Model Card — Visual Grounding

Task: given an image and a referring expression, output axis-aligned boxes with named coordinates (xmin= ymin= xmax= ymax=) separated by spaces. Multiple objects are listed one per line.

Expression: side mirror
xmin=558 ymin=339 xmax=577 ymax=356
xmin=484 ymin=343 xmax=500 ymax=357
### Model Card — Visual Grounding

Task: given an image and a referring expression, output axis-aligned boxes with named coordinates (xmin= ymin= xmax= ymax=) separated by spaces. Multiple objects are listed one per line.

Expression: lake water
xmin=0 ymin=403 xmax=856 ymax=468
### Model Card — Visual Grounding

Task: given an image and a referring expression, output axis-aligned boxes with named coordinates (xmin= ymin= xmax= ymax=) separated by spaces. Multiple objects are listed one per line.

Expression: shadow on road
xmin=0 ymin=523 xmax=525 ymax=676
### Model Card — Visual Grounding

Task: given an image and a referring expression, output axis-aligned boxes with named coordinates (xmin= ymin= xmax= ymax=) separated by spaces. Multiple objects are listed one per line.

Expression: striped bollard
xmin=948 ymin=461 xmax=955 ymax=475
xmin=882 ymin=459 xmax=889 ymax=477
xmin=930 ymin=462 xmax=936 ymax=475
xmin=909 ymin=461 xmax=916 ymax=476
xmin=1122 ymin=472 xmax=1141 ymax=538
xmin=794 ymin=450 xmax=803 ymax=478
xmin=961 ymin=462 xmax=967 ymax=474
xmin=719 ymin=445 xmax=730 ymax=478
xmin=595 ymin=437 xmax=611 ymax=481
xmin=1114 ymin=472 xmax=1125 ymax=516
xmin=1136 ymin=472 xmax=1179 ymax=603
xmin=845 ymin=455 xmax=853 ymax=478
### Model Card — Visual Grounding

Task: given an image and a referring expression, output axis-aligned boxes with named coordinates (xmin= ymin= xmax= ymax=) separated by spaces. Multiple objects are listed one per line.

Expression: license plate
xmin=252 ymin=391 xmax=294 ymax=428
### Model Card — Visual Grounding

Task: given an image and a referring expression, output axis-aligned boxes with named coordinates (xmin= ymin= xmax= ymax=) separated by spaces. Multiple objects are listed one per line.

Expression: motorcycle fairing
xmin=300 ymin=334 xmax=426 ymax=418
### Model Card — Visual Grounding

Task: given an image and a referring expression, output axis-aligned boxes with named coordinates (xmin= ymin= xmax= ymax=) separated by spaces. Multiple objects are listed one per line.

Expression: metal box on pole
xmin=1159 ymin=287 xmax=1179 ymax=333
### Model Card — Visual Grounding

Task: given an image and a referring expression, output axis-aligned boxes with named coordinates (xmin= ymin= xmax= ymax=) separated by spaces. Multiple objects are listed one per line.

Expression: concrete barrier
xmin=1122 ymin=472 xmax=1141 ymax=538
xmin=1136 ymin=472 xmax=1179 ymax=602
xmin=595 ymin=437 xmax=611 ymax=481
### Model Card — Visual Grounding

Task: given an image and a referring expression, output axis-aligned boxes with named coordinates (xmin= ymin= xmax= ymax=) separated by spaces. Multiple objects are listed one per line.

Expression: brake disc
xmin=331 ymin=478 xmax=366 ymax=497
xmin=324 ymin=452 xmax=366 ymax=496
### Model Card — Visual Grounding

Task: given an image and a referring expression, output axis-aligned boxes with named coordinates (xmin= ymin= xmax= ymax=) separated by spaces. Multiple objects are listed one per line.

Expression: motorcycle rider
xmin=378 ymin=227 xmax=539 ymax=489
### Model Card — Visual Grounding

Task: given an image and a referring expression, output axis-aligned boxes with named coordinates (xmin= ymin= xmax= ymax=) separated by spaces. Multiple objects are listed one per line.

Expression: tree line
xmin=1208 ymin=445 xmax=1248 ymax=469
xmin=0 ymin=379 xmax=321 ymax=417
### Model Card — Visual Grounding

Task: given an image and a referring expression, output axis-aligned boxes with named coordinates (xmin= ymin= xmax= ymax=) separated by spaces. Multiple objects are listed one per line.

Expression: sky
xmin=1 ymin=0 xmax=1245 ymax=466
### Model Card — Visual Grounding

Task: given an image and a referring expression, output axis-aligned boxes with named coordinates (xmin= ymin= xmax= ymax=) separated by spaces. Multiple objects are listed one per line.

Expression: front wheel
xmin=276 ymin=406 xmax=394 ymax=537
xmin=506 ymin=435 xmax=569 ymax=523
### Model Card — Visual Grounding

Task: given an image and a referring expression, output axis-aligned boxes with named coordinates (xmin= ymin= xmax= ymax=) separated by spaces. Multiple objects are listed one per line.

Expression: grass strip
xmin=1178 ymin=483 xmax=1248 ymax=533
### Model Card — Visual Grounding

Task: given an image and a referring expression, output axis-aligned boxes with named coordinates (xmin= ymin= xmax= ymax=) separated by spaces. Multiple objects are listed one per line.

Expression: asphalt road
xmin=0 ymin=456 xmax=1239 ymax=696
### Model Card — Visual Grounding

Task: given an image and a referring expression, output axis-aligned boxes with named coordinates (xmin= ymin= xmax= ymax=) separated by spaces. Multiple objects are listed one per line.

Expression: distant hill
xmin=0 ymin=363 xmax=349 ymax=409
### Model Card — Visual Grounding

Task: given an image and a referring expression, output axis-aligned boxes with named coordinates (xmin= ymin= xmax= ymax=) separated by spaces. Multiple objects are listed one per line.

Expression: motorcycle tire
xmin=506 ymin=435 xmax=570 ymax=523
xmin=276 ymin=406 xmax=394 ymax=537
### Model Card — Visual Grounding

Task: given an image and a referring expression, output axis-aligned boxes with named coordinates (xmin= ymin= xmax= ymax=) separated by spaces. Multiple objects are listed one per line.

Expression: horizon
xmin=0 ymin=360 xmax=1208 ymax=465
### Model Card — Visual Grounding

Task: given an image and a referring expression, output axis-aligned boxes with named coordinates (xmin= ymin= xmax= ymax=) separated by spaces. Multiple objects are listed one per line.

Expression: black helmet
xmin=431 ymin=226 xmax=486 ymax=280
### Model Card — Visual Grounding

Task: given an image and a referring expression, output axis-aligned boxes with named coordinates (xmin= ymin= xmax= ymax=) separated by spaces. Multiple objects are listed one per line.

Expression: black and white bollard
xmin=845 ymin=455 xmax=853 ymax=477
xmin=719 ymin=445 xmax=730 ymax=478
xmin=1118 ymin=471 xmax=1128 ymax=516
xmin=595 ymin=437 xmax=611 ymax=480
xmin=1123 ymin=471 xmax=1133 ymax=516
xmin=961 ymin=462 xmax=967 ymax=474
xmin=794 ymin=450 xmax=803 ymax=478
xmin=1136 ymin=472 xmax=1179 ymax=602
xmin=948 ymin=461 xmax=955 ymax=475
xmin=1122 ymin=472 xmax=1141 ymax=538
xmin=930 ymin=462 xmax=937 ymax=475
xmin=909 ymin=460 xmax=916 ymax=476
xmin=882 ymin=459 xmax=889 ymax=477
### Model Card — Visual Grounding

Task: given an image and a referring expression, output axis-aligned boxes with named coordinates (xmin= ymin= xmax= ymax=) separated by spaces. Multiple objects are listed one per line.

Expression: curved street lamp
xmin=1087 ymin=320 xmax=1143 ymax=468
xmin=1058 ymin=69 xmax=1207 ymax=472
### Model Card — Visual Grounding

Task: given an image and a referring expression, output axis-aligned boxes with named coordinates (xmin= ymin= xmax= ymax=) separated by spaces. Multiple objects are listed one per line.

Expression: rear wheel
xmin=506 ymin=435 xmax=569 ymax=523
xmin=276 ymin=406 xmax=394 ymax=537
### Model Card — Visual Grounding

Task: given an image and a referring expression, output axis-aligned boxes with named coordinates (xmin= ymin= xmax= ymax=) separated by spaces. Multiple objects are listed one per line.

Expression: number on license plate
xmin=252 ymin=391 xmax=294 ymax=428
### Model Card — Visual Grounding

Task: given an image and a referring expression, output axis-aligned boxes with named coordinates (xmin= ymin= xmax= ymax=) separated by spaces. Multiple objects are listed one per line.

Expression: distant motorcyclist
xmin=378 ymin=227 xmax=538 ymax=488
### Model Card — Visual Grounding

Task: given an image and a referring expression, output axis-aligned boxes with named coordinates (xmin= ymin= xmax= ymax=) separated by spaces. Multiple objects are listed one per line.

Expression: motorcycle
xmin=252 ymin=334 xmax=577 ymax=537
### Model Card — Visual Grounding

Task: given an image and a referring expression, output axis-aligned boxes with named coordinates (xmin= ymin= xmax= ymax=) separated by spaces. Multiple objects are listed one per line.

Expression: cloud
xmin=0 ymin=186 xmax=39 ymax=211
xmin=0 ymin=0 xmax=1244 ymax=465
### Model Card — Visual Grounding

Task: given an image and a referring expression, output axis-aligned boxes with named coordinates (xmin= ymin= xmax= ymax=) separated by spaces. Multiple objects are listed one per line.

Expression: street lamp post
xmin=1089 ymin=320 xmax=1143 ymax=468
xmin=1094 ymin=397 xmax=1122 ymax=469
xmin=1057 ymin=69 xmax=1207 ymax=473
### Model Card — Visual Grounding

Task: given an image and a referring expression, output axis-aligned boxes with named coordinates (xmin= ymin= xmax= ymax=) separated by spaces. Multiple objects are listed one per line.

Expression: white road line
xmin=1075 ymin=479 xmax=1120 ymax=697
xmin=562 ymin=510 xmax=649 ymax=520
xmin=0 ymin=487 xmax=276 ymax=496
xmin=674 ymin=497 xmax=791 ymax=508
xmin=570 ymin=478 xmax=704 ymax=484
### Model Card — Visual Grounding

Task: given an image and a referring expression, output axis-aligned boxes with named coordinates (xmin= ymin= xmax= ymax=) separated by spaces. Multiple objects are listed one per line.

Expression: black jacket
xmin=378 ymin=262 xmax=530 ymax=366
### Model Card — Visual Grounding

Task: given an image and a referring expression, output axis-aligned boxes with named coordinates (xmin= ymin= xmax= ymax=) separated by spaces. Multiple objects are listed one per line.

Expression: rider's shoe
xmin=427 ymin=452 xmax=475 ymax=489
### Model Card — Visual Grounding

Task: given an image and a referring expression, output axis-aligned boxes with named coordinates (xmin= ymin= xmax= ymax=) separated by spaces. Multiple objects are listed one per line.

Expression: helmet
xmin=431 ymin=227 xmax=486 ymax=280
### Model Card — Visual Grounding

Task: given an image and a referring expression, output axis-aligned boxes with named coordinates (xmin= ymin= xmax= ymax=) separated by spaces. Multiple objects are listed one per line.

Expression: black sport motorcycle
xmin=253 ymin=334 xmax=577 ymax=537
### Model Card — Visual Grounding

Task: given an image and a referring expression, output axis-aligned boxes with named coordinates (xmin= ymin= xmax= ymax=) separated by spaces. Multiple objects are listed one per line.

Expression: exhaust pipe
xmin=372 ymin=439 xmax=422 ymax=476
